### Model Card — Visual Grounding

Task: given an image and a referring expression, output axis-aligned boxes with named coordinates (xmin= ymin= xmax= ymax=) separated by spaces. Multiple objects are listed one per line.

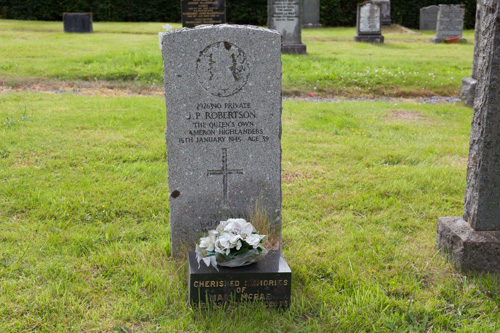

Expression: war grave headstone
xmin=460 ymin=1 xmax=483 ymax=107
xmin=354 ymin=1 xmax=384 ymax=43
xmin=430 ymin=4 xmax=467 ymax=43
xmin=373 ymin=0 xmax=391 ymax=27
xmin=437 ymin=0 xmax=500 ymax=274
xmin=268 ymin=0 xmax=307 ymax=54
xmin=302 ymin=0 xmax=322 ymax=28
xmin=420 ymin=5 xmax=439 ymax=31
xmin=63 ymin=12 xmax=93 ymax=33
xmin=181 ymin=0 xmax=226 ymax=28
xmin=161 ymin=24 xmax=291 ymax=307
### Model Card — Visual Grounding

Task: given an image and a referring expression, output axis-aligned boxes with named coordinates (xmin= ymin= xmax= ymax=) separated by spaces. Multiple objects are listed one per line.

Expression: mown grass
xmin=0 ymin=20 xmax=474 ymax=97
xmin=1 ymin=92 xmax=498 ymax=332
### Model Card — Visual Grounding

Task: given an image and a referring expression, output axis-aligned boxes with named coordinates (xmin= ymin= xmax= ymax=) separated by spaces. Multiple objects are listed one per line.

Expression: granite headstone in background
xmin=63 ymin=13 xmax=93 ymax=33
xmin=420 ymin=5 xmax=439 ymax=30
xmin=302 ymin=0 xmax=322 ymax=28
xmin=437 ymin=0 xmax=500 ymax=274
xmin=373 ymin=0 xmax=391 ymax=27
xmin=181 ymin=0 xmax=226 ymax=28
xmin=268 ymin=0 xmax=307 ymax=54
xmin=161 ymin=25 xmax=282 ymax=256
xmin=354 ymin=1 xmax=384 ymax=43
xmin=431 ymin=4 xmax=467 ymax=43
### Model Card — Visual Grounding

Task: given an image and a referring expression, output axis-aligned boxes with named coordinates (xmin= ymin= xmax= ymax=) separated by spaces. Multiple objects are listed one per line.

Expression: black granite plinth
xmin=354 ymin=35 xmax=384 ymax=43
xmin=181 ymin=0 xmax=225 ymax=28
xmin=188 ymin=250 xmax=291 ymax=308
xmin=63 ymin=13 xmax=93 ymax=33
xmin=282 ymin=44 xmax=307 ymax=55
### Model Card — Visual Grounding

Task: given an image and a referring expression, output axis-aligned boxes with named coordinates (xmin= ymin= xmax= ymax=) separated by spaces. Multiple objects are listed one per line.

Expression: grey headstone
xmin=181 ymin=0 xmax=226 ymax=28
xmin=302 ymin=0 xmax=322 ymax=28
xmin=460 ymin=78 xmax=477 ymax=108
xmin=354 ymin=1 xmax=384 ymax=43
xmin=63 ymin=13 xmax=93 ymax=33
xmin=161 ymin=25 xmax=282 ymax=256
xmin=268 ymin=0 xmax=307 ymax=54
xmin=373 ymin=0 xmax=391 ymax=27
xmin=419 ymin=5 xmax=439 ymax=31
xmin=430 ymin=4 xmax=467 ymax=43
xmin=437 ymin=0 xmax=500 ymax=274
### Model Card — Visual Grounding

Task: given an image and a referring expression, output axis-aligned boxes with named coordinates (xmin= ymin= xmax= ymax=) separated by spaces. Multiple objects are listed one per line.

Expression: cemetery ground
xmin=0 ymin=21 xmax=499 ymax=332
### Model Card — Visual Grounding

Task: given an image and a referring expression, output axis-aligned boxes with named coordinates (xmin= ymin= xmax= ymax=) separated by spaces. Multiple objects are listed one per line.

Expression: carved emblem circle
xmin=196 ymin=41 xmax=250 ymax=97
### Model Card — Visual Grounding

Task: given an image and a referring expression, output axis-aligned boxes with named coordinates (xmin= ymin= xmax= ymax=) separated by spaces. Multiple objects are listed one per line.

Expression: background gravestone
xmin=181 ymin=0 xmax=225 ymax=27
xmin=302 ymin=0 xmax=322 ymax=28
xmin=420 ymin=5 xmax=439 ymax=30
xmin=161 ymin=25 xmax=282 ymax=256
xmin=268 ymin=0 xmax=307 ymax=54
xmin=373 ymin=0 xmax=391 ymax=27
xmin=437 ymin=0 xmax=500 ymax=274
xmin=63 ymin=13 xmax=93 ymax=33
xmin=354 ymin=1 xmax=384 ymax=43
xmin=430 ymin=4 xmax=467 ymax=43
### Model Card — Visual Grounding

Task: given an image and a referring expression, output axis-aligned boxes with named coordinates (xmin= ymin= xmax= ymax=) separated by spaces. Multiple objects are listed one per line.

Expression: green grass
xmin=1 ymin=92 xmax=499 ymax=332
xmin=0 ymin=20 xmax=474 ymax=97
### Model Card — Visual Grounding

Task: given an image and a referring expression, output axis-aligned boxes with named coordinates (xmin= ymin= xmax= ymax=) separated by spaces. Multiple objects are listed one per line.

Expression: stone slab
xmin=181 ymin=0 xmax=225 ymax=28
xmin=357 ymin=1 xmax=382 ymax=35
xmin=188 ymin=250 xmax=292 ymax=308
xmin=161 ymin=25 xmax=282 ymax=256
xmin=373 ymin=0 xmax=391 ymax=27
xmin=63 ymin=13 xmax=93 ymax=33
xmin=437 ymin=217 xmax=500 ymax=274
xmin=430 ymin=36 xmax=467 ymax=43
xmin=268 ymin=0 xmax=307 ymax=54
xmin=420 ymin=5 xmax=439 ymax=31
xmin=435 ymin=4 xmax=465 ymax=39
xmin=282 ymin=43 xmax=307 ymax=54
xmin=460 ymin=78 xmax=477 ymax=108
xmin=354 ymin=35 xmax=384 ymax=43
xmin=302 ymin=0 xmax=322 ymax=28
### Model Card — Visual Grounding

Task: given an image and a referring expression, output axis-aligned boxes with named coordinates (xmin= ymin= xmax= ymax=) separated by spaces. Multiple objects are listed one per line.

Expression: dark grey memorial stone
xmin=437 ymin=0 xmax=500 ymax=274
xmin=181 ymin=0 xmax=225 ymax=28
xmin=63 ymin=13 xmax=93 ymax=33
xmin=431 ymin=4 xmax=467 ymax=43
xmin=268 ymin=0 xmax=307 ymax=54
xmin=302 ymin=0 xmax=322 ymax=28
xmin=373 ymin=0 xmax=391 ymax=27
xmin=420 ymin=5 xmax=439 ymax=31
xmin=188 ymin=251 xmax=292 ymax=308
xmin=161 ymin=25 xmax=282 ymax=256
xmin=354 ymin=1 xmax=384 ymax=43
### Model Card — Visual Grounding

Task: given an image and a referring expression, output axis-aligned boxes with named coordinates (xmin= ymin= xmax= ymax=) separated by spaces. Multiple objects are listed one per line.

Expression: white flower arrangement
xmin=195 ymin=218 xmax=268 ymax=270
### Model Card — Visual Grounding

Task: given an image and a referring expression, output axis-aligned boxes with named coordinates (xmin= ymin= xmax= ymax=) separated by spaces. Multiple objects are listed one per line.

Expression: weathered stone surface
xmin=161 ymin=25 xmax=282 ymax=256
xmin=460 ymin=78 xmax=477 ymax=108
xmin=420 ymin=5 xmax=439 ymax=31
xmin=63 ymin=13 xmax=93 ymax=33
xmin=181 ymin=0 xmax=225 ymax=28
xmin=437 ymin=217 xmax=500 ymax=273
xmin=431 ymin=4 xmax=467 ymax=43
xmin=302 ymin=0 xmax=322 ymax=28
xmin=268 ymin=0 xmax=307 ymax=54
xmin=373 ymin=0 xmax=391 ymax=27
xmin=355 ymin=1 xmax=384 ymax=43
xmin=188 ymin=251 xmax=291 ymax=308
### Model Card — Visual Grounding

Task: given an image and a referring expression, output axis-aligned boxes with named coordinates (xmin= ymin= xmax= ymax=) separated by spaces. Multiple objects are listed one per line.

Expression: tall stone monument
xmin=302 ymin=0 xmax=322 ymax=28
xmin=420 ymin=5 xmax=439 ymax=30
xmin=437 ymin=0 xmax=500 ymax=274
xmin=181 ymin=0 xmax=226 ymax=27
xmin=373 ymin=0 xmax=391 ymax=27
xmin=354 ymin=1 xmax=384 ymax=43
xmin=268 ymin=0 xmax=307 ymax=54
xmin=430 ymin=4 xmax=467 ymax=43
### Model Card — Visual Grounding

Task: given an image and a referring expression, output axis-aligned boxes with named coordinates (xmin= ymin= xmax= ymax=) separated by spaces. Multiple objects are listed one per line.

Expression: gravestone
xmin=302 ymin=0 xmax=322 ymax=28
xmin=268 ymin=0 xmax=307 ymax=54
xmin=181 ymin=0 xmax=226 ymax=28
xmin=354 ymin=1 xmax=384 ymax=43
xmin=420 ymin=5 xmax=439 ymax=30
xmin=437 ymin=0 xmax=500 ymax=274
xmin=63 ymin=13 xmax=93 ymax=33
xmin=373 ymin=0 xmax=391 ymax=27
xmin=430 ymin=4 xmax=467 ymax=43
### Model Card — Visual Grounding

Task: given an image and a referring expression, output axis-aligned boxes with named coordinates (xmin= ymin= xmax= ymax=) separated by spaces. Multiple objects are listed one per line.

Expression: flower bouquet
xmin=195 ymin=218 xmax=268 ymax=270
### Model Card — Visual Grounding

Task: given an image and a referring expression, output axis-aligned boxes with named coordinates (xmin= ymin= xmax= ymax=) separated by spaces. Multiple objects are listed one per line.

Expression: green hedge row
xmin=0 ymin=0 xmax=476 ymax=29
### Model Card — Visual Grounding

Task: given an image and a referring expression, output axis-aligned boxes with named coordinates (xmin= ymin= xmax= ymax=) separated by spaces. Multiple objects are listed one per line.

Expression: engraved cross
xmin=207 ymin=148 xmax=244 ymax=206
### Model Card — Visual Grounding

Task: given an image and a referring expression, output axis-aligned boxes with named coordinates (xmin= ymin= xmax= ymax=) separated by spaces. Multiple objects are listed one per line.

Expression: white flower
xmin=199 ymin=230 xmax=217 ymax=251
xmin=162 ymin=24 xmax=173 ymax=31
xmin=223 ymin=218 xmax=255 ymax=239
xmin=246 ymin=234 xmax=265 ymax=248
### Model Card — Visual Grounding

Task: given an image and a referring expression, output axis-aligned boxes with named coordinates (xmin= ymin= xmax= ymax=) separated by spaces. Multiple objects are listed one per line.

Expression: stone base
xmin=188 ymin=251 xmax=292 ymax=308
xmin=63 ymin=13 xmax=93 ymax=33
xmin=282 ymin=43 xmax=307 ymax=54
xmin=354 ymin=35 xmax=384 ymax=43
xmin=460 ymin=78 xmax=477 ymax=108
xmin=303 ymin=23 xmax=323 ymax=29
xmin=430 ymin=37 xmax=468 ymax=43
xmin=437 ymin=217 xmax=500 ymax=274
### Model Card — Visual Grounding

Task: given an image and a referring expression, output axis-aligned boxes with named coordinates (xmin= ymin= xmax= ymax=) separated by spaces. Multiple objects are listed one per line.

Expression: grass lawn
xmin=0 ymin=20 xmax=498 ymax=332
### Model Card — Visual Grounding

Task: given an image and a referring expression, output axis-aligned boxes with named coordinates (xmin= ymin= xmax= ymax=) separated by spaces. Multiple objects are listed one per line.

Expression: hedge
xmin=0 ymin=0 xmax=476 ymax=29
